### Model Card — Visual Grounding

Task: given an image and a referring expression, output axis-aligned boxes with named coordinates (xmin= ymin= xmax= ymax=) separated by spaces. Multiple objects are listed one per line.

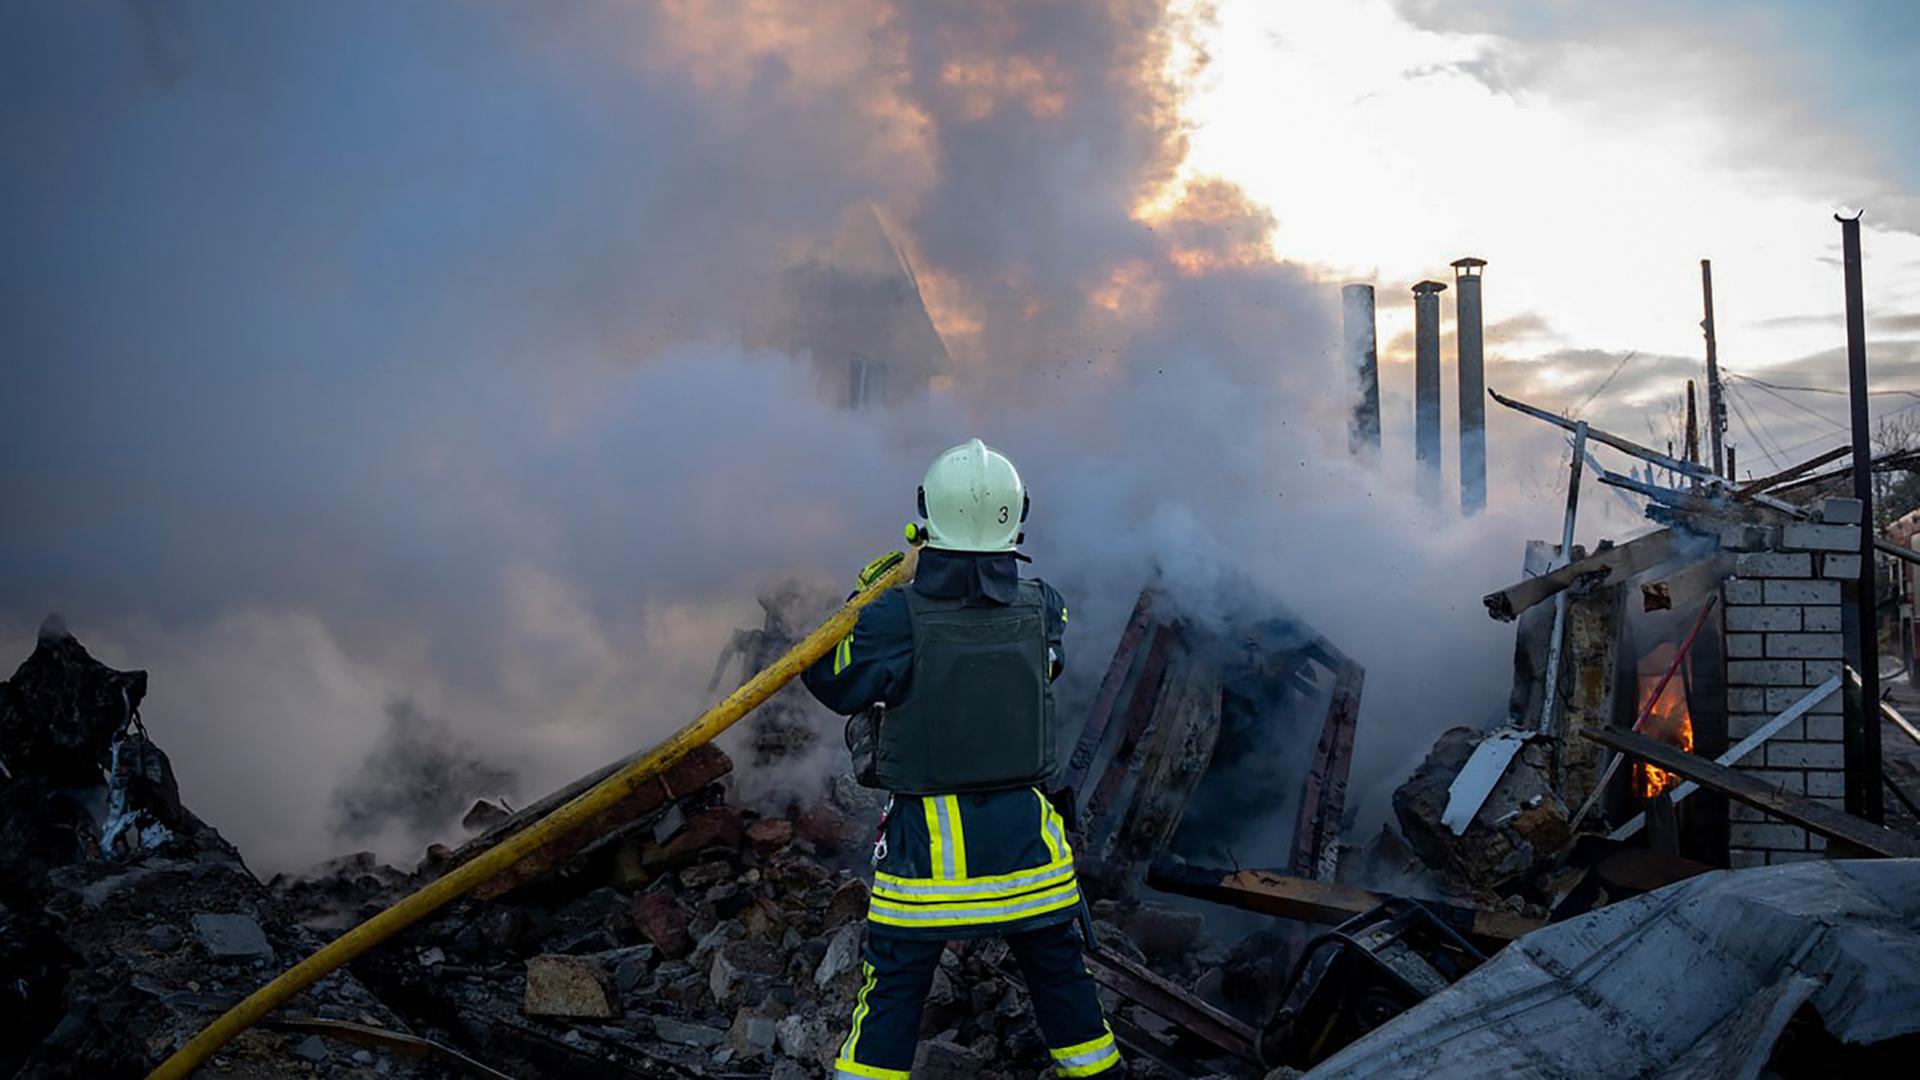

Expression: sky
xmin=1181 ymin=0 xmax=1920 ymax=481
xmin=0 ymin=1 xmax=1915 ymax=873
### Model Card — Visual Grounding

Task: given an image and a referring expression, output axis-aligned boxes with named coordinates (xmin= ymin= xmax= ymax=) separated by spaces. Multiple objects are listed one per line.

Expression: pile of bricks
xmin=1719 ymin=496 xmax=1863 ymax=867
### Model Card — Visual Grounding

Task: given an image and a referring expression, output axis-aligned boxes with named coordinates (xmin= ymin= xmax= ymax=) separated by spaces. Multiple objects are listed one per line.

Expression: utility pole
xmin=1701 ymin=259 xmax=1727 ymax=477
xmin=1837 ymin=212 xmax=1882 ymax=823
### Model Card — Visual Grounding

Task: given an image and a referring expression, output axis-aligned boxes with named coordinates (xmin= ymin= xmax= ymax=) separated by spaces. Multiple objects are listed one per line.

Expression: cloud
xmin=1392 ymin=0 xmax=1920 ymax=233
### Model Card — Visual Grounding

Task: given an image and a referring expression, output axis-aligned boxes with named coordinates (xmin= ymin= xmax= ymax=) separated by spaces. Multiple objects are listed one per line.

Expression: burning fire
xmin=1634 ymin=670 xmax=1694 ymax=798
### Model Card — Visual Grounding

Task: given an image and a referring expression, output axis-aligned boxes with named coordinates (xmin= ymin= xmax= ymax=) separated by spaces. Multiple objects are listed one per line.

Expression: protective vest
xmin=856 ymin=580 xmax=1056 ymax=794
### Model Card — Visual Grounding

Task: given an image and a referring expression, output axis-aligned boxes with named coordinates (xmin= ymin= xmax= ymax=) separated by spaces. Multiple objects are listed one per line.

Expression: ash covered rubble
xmin=1 ymin=618 xmax=437 ymax=1080
xmin=1 ymin=588 xmax=1366 ymax=1080
xmin=23 ymin=483 xmax=1916 ymax=1080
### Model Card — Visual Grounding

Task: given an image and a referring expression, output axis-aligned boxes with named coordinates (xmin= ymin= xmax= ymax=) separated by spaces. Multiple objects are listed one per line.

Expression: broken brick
xmin=746 ymin=818 xmax=794 ymax=856
xmin=630 ymin=890 xmax=692 ymax=959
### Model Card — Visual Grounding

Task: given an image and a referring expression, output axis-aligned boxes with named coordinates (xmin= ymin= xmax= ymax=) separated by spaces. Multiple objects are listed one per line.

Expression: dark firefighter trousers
xmin=834 ymin=920 xmax=1120 ymax=1078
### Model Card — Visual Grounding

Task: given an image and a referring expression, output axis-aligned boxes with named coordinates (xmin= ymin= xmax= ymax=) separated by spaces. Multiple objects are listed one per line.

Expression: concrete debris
xmin=190 ymin=912 xmax=274 ymax=960
xmin=814 ymin=923 xmax=861 ymax=988
xmin=1 ymin=624 xmax=436 ymax=1079
xmin=523 ymin=955 xmax=618 ymax=1019
xmin=9 ymin=622 xmax=1307 ymax=1079
xmin=33 ymin=533 xmax=1911 ymax=1080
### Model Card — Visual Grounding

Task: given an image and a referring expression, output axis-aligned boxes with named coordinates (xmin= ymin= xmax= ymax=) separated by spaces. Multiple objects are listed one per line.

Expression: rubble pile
xmin=1 ymin=619 xmax=439 ymax=1080
xmin=0 ymin=620 xmax=1282 ymax=1079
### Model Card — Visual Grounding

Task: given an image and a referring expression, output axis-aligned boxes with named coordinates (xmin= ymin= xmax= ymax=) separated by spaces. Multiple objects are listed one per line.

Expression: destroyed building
xmin=10 ymin=380 xmax=1920 ymax=1078
xmin=0 ymin=585 xmax=1370 ymax=1079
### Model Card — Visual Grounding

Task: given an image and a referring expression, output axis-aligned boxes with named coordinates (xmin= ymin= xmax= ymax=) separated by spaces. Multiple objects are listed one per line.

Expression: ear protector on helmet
xmin=918 ymin=487 xmax=1031 ymax=522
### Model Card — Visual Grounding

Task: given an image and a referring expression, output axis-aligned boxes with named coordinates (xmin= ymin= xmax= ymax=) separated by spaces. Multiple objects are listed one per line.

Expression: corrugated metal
xmin=1307 ymin=859 xmax=1920 ymax=1079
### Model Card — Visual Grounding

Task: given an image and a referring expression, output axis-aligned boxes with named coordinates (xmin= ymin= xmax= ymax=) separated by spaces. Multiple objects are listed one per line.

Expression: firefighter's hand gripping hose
xmin=147 ymin=541 xmax=921 ymax=1080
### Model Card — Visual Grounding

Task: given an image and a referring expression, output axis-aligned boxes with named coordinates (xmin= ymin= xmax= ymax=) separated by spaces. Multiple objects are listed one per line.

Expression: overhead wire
xmin=1573 ymin=350 xmax=1639 ymax=418
xmin=1770 ymin=396 xmax=1920 ymax=459
xmin=1724 ymin=371 xmax=1920 ymax=400
xmin=1722 ymin=378 xmax=1787 ymax=468
xmin=1731 ymin=379 xmax=1852 ymax=460
xmin=1725 ymin=371 xmax=1852 ymax=434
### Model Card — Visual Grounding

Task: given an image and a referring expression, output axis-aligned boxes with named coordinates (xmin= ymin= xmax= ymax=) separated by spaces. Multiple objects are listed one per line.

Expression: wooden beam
xmin=440 ymin=742 xmax=732 ymax=898
xmin=1609 ymin=675 xmax=1839 ymax=841
xmin=1290 ymin=655 xmax=1364 ymax=880
xmin=1880 ymin=695 xmax=1920 ymax=749
xmin=1483 ymin=528 xmax=1683 ymax=622
xmin=1061 ymin=588 xmax=1156 ymax=795
xmin=1580 ymin=727 xmax=1920 ymax=858
xmin=1146 ymin=859 xmax=1544 ymax=942
xmin=1735 ymin=445 xmax=1851 ymax=500
xmin=1083 ymin=947 xmax=1261 ymax=1065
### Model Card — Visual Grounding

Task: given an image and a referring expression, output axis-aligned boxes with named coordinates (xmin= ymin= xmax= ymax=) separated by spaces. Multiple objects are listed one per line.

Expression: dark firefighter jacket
xmin=802 ymin=548 xmax=1079 ymax=939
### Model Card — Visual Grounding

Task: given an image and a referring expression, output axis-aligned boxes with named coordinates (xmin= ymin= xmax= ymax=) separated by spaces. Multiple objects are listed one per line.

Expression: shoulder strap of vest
xmin=903 ymin=580 xmax=1046 ymax=614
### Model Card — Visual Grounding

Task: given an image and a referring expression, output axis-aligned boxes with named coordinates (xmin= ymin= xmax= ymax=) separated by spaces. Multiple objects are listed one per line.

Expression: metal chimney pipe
xmin=1412 ymin=279 xmax=1448 ymax=506
xmin=1343 ymin=284 xmax=1381 ymax=459
xmin=1452 ymin=258 xmax=1487 ymax=514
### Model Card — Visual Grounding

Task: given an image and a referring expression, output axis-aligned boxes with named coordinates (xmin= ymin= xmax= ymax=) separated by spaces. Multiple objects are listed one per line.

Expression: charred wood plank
xmin=1062 ymin=590 xmax=1157 ymax=797
xmin=1118 ymin=661 xmax=1221 ymax=862
xmin=266 ymin=1017 xmax=518 ymax=1080
xmin=1735 ymin=445 xmax=1851 ymax=500
xmin=443 ymin=743 xmax=733 ymax=899
xmin=1581 ymin=726 xmax=1920 ymax=858
xmin=1081 ymin=626 xmax=1177 ymax=854
xmin=1289 ymin=654 xmax=1363 ymax=880
xmin=1083 ymin=946 xmax=1261 ymax=1065
xmin=1147 ymin=859 xmax=1544 ymax=942
xmin=1482 ymin=528 xmax=1683 ymax=622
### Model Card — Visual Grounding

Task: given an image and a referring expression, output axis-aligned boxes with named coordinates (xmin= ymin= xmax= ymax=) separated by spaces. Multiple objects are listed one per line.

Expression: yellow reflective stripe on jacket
xmin=832 ymin=633 xmax=853 ymax=675
xmin=923 ymin=799 xmax=949 ymax=879
xmin=924 ymin=796 xmax=968 ymax=880
xmin=942 ymin=796 xmax=968 ymax=879
xmin=1038 ymin=789 xmax=1064 ymax=863
xmin=872 ymin=855 xmax=1075 ymax=902
xmin=866 ymin=879 xmax=1082 ymax=928
xmin=1051 ymin=1025 xmax=1120 ymax=1077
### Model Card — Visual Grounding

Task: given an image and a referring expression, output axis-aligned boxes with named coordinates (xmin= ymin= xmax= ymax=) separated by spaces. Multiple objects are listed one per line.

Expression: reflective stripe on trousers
xmin=836 ymin=922 xmax=1119 ymax=1078
xmin=1050 ymin=1024 xmax=1121 ymax=1077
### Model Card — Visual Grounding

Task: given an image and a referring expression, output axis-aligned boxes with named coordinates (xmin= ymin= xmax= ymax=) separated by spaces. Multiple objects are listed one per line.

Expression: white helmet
xmin=918 ymin=438 xmax=1028 ymax=553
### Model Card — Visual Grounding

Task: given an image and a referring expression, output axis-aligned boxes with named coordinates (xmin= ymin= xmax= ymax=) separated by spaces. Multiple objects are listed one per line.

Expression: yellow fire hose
xmin=148 ymin=543 xmax=919 ymax=1079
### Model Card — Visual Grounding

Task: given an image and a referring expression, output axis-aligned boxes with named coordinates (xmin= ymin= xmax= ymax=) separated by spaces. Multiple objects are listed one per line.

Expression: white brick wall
xmin=1718 ymin=499 xmax=1858 ymax=866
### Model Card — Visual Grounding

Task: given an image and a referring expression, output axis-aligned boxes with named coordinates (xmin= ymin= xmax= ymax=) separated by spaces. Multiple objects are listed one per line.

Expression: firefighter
xmin=802 ymin=438 xmax=1121 ymax=1080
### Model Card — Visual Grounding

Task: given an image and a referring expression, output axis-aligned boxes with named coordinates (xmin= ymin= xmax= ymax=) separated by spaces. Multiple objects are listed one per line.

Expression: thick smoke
xmin=2 ymin=1 xmax=1552 ymax=871
xmin=331 ymin=700 xmax=517 ymax=848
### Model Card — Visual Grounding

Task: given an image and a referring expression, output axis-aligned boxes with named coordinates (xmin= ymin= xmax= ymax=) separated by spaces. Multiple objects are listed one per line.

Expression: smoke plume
xmin=2 ymin=1 xmax=1551 ymax=871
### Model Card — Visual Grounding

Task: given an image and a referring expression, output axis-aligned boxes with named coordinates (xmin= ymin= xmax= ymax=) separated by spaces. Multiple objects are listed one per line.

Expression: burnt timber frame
xmin=1064 ymin=586 xmax=1365 ymax=883
xmin=1084 ymin=947 xmax=1262 ymax=1065
xmin=1146 ymin=859 xmax=1544 ymax=943
xmin=1290 ymin=639 xmax=1364 ymax=880
xmin=1482 ymin=528 xmax=1684 ymax=623
xmin=1581 ymin=727 xmax=1920 ymax=857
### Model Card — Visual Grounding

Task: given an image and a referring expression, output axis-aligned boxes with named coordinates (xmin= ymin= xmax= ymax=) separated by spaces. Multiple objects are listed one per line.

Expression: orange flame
xmin=1634 ymin=673 xmax=1694 ymax=798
